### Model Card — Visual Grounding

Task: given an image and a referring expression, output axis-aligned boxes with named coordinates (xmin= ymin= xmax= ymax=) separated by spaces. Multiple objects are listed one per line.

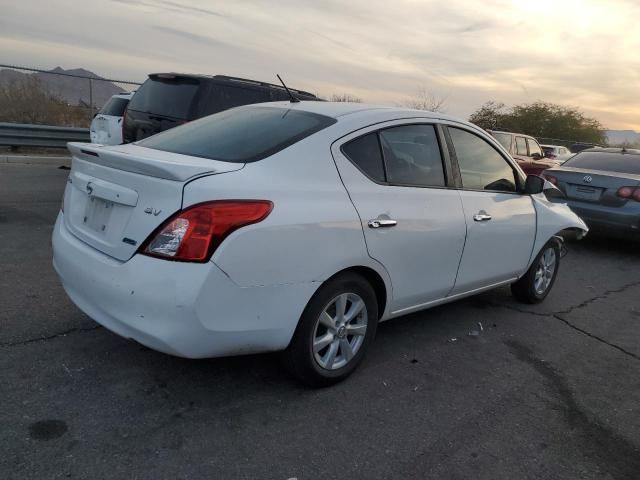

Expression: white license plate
xmin=84 ymin=197 xmax=114 ymax=233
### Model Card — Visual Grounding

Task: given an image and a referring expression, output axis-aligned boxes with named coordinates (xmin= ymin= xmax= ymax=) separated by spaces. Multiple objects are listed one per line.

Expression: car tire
xmin=511 ymin=240 xmax=561 ymax=304
xmin=283 ymin=272 xmax=378 ymax=387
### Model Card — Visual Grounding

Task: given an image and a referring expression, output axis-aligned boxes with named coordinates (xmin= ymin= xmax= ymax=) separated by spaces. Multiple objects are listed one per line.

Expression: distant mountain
xmin=606 ymin=130 xmax=640 ymax=146
xmin=0 ymin=67 xmax=126 ymax=108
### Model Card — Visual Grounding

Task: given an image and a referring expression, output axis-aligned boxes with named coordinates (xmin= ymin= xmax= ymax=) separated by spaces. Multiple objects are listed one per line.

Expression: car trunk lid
xmin=546 ymin=167 xmax=640 ymax=206
xmin=64 ymin=143 xmax=243 ymax=261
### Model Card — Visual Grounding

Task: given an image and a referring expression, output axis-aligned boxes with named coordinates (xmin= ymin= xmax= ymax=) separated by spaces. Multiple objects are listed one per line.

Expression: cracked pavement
xmin=1 ymin=162 xmax=639 ymax=480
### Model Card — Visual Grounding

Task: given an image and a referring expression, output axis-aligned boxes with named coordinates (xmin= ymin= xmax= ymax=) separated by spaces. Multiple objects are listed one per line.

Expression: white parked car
xmin=89 ymin=92 xmax=133 ymax=145
xmin=541 ymin=144 xmax=574 ymax=164
xmin=53 ymin=102 xmax=588 ymax=386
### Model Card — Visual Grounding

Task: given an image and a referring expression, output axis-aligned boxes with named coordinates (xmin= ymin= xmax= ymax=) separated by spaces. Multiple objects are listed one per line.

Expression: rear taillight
xmin=140 ymin=200 xmax=273 ymax=262
xmin=544 ymin=174 xmax=558 ymax=185
xmin=617 ymin=186 xmax=640 ymax=201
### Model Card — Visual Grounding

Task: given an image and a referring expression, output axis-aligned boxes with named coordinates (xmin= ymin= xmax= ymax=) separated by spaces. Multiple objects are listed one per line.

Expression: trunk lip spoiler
xmin=66 ymin=142 xmax=244 ymax=182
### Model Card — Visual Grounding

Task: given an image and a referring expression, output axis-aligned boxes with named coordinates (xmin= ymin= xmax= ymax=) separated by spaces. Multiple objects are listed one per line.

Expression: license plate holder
xmin=84 ymin=197 xmax=114 ymax=233
xmin=569 ymin=184 xmax=601 ymax=201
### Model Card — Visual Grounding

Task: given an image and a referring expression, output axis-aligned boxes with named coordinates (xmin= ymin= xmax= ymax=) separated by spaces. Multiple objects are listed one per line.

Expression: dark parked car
xmin=123 ymin=73 xmax=319 ymax=143
xmin=543 ymin=148 xmax=640 ymax=238
xmin=571 ymin=142 xmax=601 ymax=153
xmin=487 ymin=130 xmax=557 ymax=175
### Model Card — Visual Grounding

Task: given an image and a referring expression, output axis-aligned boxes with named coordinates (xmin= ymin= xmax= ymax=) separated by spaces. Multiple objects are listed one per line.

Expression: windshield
xmin=139 ymin=106 xmax=337 ymax=163
xmin=563 ymin=152 xmax=640 ymax=175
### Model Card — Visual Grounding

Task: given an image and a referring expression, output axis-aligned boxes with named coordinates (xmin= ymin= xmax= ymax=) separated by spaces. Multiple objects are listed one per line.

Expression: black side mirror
xmin=524 ymin=175 xmax=545 ymax=194
xmin=531 ymin=152 xmax=542 ymax=160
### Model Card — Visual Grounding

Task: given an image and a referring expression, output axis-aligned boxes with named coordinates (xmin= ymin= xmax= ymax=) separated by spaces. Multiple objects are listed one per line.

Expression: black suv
xmin=123 ymin=73 xmax=319 ymax=143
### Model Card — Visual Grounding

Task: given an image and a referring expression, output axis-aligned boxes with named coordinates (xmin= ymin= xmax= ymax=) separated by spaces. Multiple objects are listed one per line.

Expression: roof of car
xmin=581 ymin=147 xmax=640 ymax=156
xmin=253 ymin=100 xmax=465 ymax=123
xmin=487 ymin=129 xmax=536 ymax=140
xmin=147 ymin=73 xmax=316 ymax=97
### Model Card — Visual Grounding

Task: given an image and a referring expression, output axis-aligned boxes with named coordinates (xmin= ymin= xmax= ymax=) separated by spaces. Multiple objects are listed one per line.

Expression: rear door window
xmin=379 ymin=125 xmax=445 ymax=187
xmin=127 ymin=77 xmax=199 ymax=119
xmin=99 ymin=97 xmax=129 ymax=116
xmin=515 ymin=137 xmax=528 ymax=156
xmin=341 ymin=133 xmax=385 ymax=182
xmin=139 ymin=106 xmax=336 ymax=163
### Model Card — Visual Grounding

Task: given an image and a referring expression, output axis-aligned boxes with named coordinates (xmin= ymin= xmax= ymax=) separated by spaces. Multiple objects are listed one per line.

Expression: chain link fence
xmin=0 ymin=64 xmax=142 ymax=127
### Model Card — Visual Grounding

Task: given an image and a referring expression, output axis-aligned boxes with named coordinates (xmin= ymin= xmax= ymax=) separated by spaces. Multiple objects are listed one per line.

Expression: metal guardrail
xmin=0 ymin=122 xmax=89 ymax=149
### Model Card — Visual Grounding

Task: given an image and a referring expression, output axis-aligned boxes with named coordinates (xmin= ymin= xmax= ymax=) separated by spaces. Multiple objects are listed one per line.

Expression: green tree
xmin=469 ymin=101 xmax=606 ymax=144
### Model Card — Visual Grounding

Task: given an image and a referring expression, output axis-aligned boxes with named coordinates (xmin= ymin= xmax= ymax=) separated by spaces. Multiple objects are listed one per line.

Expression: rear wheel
xmin=283 ymin=273 xmax=378 ymax=387
xmin=511 ymin=240 xmax=560 ymax=304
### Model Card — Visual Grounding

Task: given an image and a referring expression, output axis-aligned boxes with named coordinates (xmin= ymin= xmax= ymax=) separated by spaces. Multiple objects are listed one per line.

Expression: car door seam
xmin=328 ymin=145 xmax=395 ymax=301
xmin=447 ymin=189 xmax=469 ymax=297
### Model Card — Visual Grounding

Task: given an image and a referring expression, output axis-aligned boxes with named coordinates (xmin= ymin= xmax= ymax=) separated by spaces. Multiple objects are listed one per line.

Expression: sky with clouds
xmin=1 ymin=0 xmax=639 ymax=130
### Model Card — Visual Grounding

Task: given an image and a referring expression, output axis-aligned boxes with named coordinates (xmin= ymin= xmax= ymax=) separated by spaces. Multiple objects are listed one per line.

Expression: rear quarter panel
xmin=182 ymin=128 xmax=392 ymax=294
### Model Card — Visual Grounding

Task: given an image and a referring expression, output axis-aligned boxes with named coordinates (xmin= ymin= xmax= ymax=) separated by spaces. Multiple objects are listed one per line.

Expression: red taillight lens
xmin=616 ymin=186 xmax=640 ymax=201
xmin=141 ymin=200 xmax=273 ymax=262
xmin=544 ymin=174 xmax=558 ymax=185
xmin=617 ymin=186 xmax=634 ymax=198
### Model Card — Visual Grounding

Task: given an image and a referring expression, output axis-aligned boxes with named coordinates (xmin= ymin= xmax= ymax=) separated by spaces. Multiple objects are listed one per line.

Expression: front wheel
xmin=283 ymin=273 xmax=378 ymax=387
xmin=511 ymin=240 xmax=560 ymax=304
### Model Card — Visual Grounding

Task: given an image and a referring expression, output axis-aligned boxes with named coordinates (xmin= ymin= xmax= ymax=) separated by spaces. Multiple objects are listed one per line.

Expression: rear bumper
xmin=52 ymin=212 xmax=317 ymax=358
xmin=563 ymin=200 xmax=640 ymax=235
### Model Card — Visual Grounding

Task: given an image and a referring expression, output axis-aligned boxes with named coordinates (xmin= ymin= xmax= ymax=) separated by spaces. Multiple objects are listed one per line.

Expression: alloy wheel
xmin=534 ymin=247 xmax=556 ymax=295
xmin=312 ymin=293 xmax=368 ymax=370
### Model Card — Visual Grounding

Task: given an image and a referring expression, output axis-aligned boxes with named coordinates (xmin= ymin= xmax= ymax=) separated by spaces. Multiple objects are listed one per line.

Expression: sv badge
xmin=144 ymin=207 xmax=162 ymax=216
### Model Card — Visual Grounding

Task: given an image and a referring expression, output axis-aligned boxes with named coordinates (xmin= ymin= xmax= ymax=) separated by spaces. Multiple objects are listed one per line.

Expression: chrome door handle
xmin=368 ymin=219 xmax=397 ymax=228
xmin=473 ymin=212 xmax=492 ymax=222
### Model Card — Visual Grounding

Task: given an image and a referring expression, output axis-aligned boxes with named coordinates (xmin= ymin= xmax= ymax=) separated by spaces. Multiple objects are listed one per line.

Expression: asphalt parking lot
xmin=1 ymin=161 xmax=639 ymax=480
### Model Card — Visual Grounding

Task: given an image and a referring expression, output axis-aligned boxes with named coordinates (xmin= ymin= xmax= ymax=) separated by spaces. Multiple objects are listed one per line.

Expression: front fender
xmin=529 ymin=193 xmax=588 ymax=268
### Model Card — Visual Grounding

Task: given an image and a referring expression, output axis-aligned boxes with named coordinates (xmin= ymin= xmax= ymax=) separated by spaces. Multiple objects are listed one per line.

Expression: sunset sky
xmin=1 ymin=0 xmax=638 ymax=130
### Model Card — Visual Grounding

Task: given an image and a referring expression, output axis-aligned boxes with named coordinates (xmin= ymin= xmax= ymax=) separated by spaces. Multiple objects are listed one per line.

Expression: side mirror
xmin=524 ymin=175 xmax=545 ymax=195
xmin=531 ymin=152 xmax=542 ymax=160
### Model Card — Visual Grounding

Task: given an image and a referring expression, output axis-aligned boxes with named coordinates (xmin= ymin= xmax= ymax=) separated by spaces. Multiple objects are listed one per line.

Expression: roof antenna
xmin=277 ymin=74 xmax=300 ymax=103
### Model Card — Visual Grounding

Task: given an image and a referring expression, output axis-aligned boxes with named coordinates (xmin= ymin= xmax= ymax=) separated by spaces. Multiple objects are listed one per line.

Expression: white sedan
xmin=52 ymin=101 xmax=587 ymax=386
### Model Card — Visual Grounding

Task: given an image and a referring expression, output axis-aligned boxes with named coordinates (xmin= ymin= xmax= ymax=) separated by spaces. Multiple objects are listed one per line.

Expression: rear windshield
xmin=563 ymin=152 xmax=640 ymax=175
xmin=491 ymin=132 xmax=511 ymax=150
xmin=542 ymin=146 xmax=556 ymax=154
xmin=127 ymin=77 xmax=199 ymax=119
xmin=138 ymin=106 xmax=337 ymax=163
xmin=99 ymin=97 xmax=129 ymax=116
